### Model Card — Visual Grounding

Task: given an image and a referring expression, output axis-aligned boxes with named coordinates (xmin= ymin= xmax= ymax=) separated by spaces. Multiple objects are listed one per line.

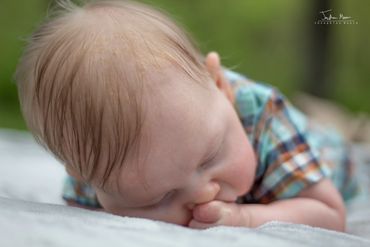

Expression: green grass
xmin=1 ymin=0 xmax=369 ymax=130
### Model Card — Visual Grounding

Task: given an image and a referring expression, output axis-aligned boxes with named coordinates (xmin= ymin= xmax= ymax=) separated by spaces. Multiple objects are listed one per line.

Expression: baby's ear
xmin=205 ymin=52 xmax=234 ymax=104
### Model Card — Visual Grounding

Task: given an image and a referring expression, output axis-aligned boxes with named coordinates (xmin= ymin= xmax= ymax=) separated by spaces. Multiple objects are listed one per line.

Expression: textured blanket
xmin=1 ymin=129 xmax=370 ymax=246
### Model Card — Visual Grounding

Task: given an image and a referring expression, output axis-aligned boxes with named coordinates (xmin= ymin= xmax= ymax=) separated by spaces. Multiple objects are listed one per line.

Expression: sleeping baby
xmin=15 ymin=0 xmax=359 ymax=231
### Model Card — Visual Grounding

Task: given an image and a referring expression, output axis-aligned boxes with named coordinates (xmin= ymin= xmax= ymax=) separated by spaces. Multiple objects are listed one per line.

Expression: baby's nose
xmin=186 ymin=181 xmax=220 ymax=210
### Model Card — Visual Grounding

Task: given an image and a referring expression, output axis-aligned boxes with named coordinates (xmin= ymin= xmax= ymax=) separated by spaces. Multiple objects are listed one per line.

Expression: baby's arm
xmin=65 ymin=199 xmax=104 ymax=211
xmin=241 ymin=179 xmax=345 ymax=230
xmin=189 ymin=179 xmax=346 ymax=231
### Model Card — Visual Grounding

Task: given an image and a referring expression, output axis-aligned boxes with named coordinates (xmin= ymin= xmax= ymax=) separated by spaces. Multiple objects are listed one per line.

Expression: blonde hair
xmin=15 ymin=0 xmax=209 ymax=188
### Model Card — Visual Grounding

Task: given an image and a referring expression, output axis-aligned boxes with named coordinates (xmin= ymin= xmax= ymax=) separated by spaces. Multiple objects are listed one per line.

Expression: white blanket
xmin=1 ymin=129 xmax=370 ymax=246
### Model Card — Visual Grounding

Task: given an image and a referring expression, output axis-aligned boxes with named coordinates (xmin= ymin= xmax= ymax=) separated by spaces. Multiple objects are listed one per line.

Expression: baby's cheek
xmin=234 ymin=140 xmax=256 ymax=194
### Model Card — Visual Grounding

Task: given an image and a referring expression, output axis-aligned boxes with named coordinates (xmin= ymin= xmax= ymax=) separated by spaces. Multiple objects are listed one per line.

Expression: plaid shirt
xmin=226 ymin=70 xmax=357 ymax=203
xmin=63 ymin=70 xmax=357 ymax=207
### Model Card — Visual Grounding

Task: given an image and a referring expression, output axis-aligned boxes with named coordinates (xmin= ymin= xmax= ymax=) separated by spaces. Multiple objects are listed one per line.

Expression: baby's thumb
xmin=192 ymin=201 xmax=221 ymax=223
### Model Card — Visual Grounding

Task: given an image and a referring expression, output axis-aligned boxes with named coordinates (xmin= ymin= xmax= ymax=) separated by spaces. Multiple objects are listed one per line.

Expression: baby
xmin=15 ymin=0 xmax=358 ymax=231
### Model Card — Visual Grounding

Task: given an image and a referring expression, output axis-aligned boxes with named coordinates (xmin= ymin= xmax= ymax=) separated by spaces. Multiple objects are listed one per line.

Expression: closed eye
xmin=199 ymin=136 xmax=224 ymax=170
xmin=199 ymin=152 xmax=217 ymax=170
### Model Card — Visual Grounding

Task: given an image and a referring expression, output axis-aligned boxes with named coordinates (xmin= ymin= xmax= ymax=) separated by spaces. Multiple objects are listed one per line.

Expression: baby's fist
xmin=188 ymin=201 xmax=244 ymax=229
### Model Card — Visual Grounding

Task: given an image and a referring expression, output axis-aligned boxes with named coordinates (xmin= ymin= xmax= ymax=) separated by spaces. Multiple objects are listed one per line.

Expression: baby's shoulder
xmin=224 ymin=69 xmax=280 ymax=117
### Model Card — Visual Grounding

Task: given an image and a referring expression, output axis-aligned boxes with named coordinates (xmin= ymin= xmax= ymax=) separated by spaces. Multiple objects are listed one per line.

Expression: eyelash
xmin=199 ymin=141 xmax=222 ymax=170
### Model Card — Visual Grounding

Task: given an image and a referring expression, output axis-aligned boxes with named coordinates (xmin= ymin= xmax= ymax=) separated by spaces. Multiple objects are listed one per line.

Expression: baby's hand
xmin=188 ymin=201 xmax=250 ymax=229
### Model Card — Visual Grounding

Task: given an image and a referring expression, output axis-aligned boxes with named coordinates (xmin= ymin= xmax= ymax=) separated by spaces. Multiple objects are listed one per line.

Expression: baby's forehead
xmin=142 ymin=71 xmax=220 ymax=148
xmin=142 ymin=67 xmax=214 ymax=119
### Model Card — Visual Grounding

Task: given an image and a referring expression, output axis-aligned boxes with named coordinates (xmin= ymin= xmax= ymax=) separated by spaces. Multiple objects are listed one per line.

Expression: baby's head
xmin=15 ymin=0 xmax=256 ymax=225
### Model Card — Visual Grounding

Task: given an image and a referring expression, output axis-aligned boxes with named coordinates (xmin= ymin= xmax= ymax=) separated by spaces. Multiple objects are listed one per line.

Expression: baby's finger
xmin=188 ymin=219 xmax=220 ymax=229
xmin=192 ymin=201 xmax=222 ymax=223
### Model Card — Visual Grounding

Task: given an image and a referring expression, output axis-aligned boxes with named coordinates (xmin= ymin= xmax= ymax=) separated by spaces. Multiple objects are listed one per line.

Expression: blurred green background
xmin=0 ymin=0 xmax=369 ymax=130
